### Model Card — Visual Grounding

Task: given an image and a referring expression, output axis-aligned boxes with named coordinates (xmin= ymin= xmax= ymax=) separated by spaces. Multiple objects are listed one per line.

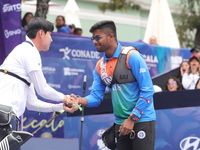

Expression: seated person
xmin=164 ymin=77 xmax=182 ymax=91
xmin=69 ymin=24 xmax=76 ymax=34
xmin=21 ymin=12 xmax=33 ymax=29
xmin=182 ymin=55 xmax=200 ymax=90
xmin=149 ymin=35 xmax=158 ymax=45
xmin=176 ymin=61 xmax=189 ymax=89
xmin=74 ymin=28 xmax=83 ymax=36
xmin=190 ymin=45 xmax=200 ymax=59
xmin=55 ymin=15 xmax=71 ymax=34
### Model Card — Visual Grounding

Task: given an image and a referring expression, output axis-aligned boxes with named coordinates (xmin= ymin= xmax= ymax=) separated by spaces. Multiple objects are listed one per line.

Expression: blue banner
xmin=0 ymin=0 xmax=21 ymax=64
xmin=63 ymin=107 xmax=200 ymax=150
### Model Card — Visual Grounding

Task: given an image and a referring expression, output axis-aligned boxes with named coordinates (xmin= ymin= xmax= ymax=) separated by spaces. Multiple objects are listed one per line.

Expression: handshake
xmin=63 ymin=94 xmax=83 ymax=113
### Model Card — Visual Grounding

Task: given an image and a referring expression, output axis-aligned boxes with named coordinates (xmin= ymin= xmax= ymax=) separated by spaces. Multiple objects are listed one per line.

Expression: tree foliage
xmin=98 ymin=0 xmax=140 ymax=13
xmin=176 ymin=0 xmax=200 ymax=48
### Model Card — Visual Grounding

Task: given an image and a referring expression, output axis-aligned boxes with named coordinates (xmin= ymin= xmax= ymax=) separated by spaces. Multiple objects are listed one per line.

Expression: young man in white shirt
xmin=0 ymin=17 xmax=77 ymax=149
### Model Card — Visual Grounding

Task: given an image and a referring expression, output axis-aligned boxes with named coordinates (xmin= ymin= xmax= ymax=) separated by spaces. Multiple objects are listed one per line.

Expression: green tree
xmin=98 ymin=0 xmax=140 ymax=13
xmin=176 ymin=0 xmax=200 ymax=48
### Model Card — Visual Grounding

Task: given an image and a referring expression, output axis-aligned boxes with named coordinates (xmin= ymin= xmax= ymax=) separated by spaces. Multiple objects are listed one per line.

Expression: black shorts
xmin=114 ymin=121 xmax=156 ymax=150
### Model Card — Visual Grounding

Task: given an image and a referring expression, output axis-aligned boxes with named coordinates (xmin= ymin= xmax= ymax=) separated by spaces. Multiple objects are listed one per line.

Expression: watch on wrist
xmin=130 ymin=113 xmax=139 ymax=122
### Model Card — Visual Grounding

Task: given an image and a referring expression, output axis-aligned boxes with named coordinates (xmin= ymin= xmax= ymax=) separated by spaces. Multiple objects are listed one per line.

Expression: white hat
xmin=153 ymin=85 xmax=162 ymax=93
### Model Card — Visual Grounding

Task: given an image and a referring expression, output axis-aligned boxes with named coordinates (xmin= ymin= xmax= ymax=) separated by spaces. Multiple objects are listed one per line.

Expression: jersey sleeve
xmin=85 ymin=66 xmax=107 ymax=107
xmin=128 ymin=51 xmax=154 ymax=118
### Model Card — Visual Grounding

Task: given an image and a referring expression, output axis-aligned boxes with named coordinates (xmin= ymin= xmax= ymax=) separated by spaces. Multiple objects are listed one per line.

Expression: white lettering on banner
xmin=3 ymin=3 xmax=21 ymax=13
xmin=171 ymin=56 xmax=183 ymax=69
xmin=59 ymin=47 xmax=71 ymax=60
xmin=59 ymin=47 xmax=100 ymax=60
xmin=143 ymin=55 xmax=158 ymax=63
xmin=42 ymin=67 xmax=56 ymax=74
xmin=63 ymin=67 xmax=85 ymax=76
xmin=68 ymin=84 xmax=81 ymax=89
xmin=97 ymin=139 xmax=109 ymax=150
xmin=97 ymin=129 xmax=109 ymax=150
xmin=97 ymin=129 xmax=105 ymax=136
xmin=63 ymin=67 xmax=71 ymax=76
xmin=4 ymin=29 xmax=21 ymax=39
xmin=71 ymin=49 xmax=100 ymax=59
xmin=48 ymin=83 xmax=61 ymax=89
xmin=180 ymin=136 xmax=200 ymax=150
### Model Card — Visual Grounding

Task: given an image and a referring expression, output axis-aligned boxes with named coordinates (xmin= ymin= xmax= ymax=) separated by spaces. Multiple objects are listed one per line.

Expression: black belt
xmin=0 ymin=69 xmax=30 ymax=86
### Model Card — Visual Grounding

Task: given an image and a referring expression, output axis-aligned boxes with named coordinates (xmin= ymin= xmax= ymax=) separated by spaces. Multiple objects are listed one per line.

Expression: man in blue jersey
xmin=70 ymin=20 xmax=156 ymax=150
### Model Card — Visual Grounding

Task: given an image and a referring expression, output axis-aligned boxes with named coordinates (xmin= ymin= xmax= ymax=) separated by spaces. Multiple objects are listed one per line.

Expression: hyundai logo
xmin=180 ymin=137 xmax=200 ymax=150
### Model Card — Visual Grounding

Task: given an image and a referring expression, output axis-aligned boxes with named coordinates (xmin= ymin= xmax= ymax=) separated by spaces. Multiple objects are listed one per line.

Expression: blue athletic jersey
xmin=85 ymin=43 xmax=156 ymax=124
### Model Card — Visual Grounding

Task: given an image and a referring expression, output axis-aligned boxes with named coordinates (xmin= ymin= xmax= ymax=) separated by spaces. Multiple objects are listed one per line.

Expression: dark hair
xmin=56 ymin=15 xmax=66 ymax=29
xmin=69 ymin=24 xmax=75 ymax=28
xmin=74 ymin=28 xmax=82 ymax=34
xmin=21 ymin=12 xmax=33 ymax=28
xmin=26 ymin=17 xmax=54 ymax=39
xmin=164 ymin=76 xmax=182 ymax=91
xmin=89 ymin=20 xmax=117 ymax=41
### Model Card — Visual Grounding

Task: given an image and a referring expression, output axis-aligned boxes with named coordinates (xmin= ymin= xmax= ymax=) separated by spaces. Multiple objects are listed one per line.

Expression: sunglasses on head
xmin=91 ymin=33 xmax=111 ymax=42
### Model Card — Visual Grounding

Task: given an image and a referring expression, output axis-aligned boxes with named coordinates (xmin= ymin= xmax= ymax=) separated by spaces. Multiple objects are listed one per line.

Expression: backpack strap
xmin=0 ymin=70 xmax=30 ymax=86
xmin=108 ymin=46 xmax=138 ymax=88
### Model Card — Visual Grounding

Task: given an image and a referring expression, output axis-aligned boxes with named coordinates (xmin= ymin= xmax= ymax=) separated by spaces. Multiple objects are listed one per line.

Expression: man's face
xmin=91 ymin=29 xmax=111 ymax=53
xmin=192 ymin=51 xmax=200 ymax=58
xmin=41 ymin=31 xmax=52 ymax=52
xmin=149 ymin=37 xmax=157 ymax=45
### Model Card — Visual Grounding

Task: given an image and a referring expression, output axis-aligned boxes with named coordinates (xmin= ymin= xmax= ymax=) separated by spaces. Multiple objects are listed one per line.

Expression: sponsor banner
xmin=64 ymin=107 xmax=200 ymax=150
xmin=0 ymin=0 xmax=21 ymax=64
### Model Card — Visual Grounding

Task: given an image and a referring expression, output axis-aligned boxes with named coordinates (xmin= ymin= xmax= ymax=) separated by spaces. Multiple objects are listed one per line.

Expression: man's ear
xmin=37 ymin=29 xmax=43 ymax=38
xmin=109 ymin=33 xmax=115 ymax=41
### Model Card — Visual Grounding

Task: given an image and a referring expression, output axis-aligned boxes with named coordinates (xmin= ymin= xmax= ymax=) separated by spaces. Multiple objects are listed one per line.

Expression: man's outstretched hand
xmin=63 ymin=94 xmax=81 ymax=113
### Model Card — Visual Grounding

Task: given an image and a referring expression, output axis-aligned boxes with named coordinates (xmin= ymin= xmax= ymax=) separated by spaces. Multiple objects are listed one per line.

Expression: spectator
xmin=21 ymin=12 xmax=33 ymax=29
xmin=149 ymin=36 xmax=158 ymax=45
xmin=69 ymin=24 xmax=76 ymax=34
xmin=195 ymin=78 xmax=200 ymax=89
xmin=55 ymin=15 xmax=71 ymax=34
xmin=182 ymin=55 xmax=200 ymax=90
xmin=176 ymin=61 xmax=190 ymax=83
xmin=74 ymin=27 xmax=83 ymax=36
xmin=190 ymin=45 xmax=200 ymax=59
xmin=164 ymin=77 xmax=182 ymax=91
